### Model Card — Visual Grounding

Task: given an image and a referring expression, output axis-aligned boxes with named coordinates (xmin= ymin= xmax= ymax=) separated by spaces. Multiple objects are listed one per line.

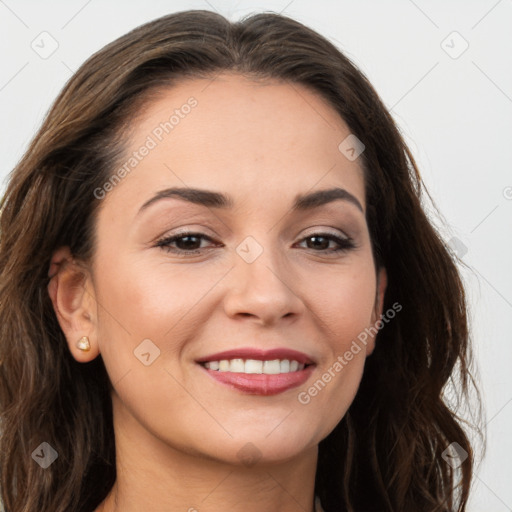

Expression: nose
xmin=222 ymin=241 xmax=305 ymax=326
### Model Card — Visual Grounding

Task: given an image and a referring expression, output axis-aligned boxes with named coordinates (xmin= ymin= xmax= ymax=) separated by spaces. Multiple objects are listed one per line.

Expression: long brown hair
xmin=0 ymin=10 xmax=483 ymax=511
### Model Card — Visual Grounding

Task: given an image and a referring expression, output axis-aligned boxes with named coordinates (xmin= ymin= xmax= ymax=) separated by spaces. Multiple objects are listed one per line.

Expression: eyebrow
xmin=137 ymin=186 xmax=364 ymax=215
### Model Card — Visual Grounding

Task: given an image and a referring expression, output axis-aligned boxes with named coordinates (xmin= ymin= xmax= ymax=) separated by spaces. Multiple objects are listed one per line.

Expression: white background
xmin=1 ymin=1 xmax=511 ymax=510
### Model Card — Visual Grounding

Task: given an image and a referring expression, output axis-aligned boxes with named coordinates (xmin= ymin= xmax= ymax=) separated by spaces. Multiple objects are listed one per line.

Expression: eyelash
xmin=154 ymin=231 xmax=357 ymax=256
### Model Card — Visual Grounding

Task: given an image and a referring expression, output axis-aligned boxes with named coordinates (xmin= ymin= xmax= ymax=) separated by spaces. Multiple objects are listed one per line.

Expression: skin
xmin=48 ymin=73 xmax=387 ymax=512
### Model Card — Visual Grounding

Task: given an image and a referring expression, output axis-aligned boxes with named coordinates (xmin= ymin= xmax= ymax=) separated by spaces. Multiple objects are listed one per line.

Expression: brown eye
xmin=297 ymin=233 xmax=356 ymax=253
xmin=155 ymin=231 xmax=356 ymax=257
xmin=155 ymin=232 xmax=217 ymax=255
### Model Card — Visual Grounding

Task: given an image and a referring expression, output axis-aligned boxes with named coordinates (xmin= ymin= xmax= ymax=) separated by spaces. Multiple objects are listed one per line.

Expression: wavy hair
xmin=0 ymin=9 xmax=483 ymax=512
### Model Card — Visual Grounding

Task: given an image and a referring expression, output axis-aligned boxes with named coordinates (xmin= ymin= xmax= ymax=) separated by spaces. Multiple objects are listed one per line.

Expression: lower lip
xmin=197 ymin=364 xmax=315 ymax=395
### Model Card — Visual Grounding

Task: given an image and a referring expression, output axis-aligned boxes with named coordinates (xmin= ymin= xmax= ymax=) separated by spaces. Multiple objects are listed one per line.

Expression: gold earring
xmin=76 ymin=336 xmax=91 ymax=352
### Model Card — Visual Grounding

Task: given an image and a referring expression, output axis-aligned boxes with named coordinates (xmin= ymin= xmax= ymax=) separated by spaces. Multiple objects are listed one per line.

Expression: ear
xmin=366 ymin=266 xmax=388 ymax=356
xmin=47 ymin=246 xmax=99 ymax=362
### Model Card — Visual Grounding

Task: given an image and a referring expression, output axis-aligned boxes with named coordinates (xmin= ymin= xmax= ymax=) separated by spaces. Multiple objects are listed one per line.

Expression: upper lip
xmin=195 ymin=347 xmax=316 ymax=365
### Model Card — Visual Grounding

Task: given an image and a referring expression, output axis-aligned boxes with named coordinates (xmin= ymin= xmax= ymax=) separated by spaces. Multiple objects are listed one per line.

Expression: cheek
xmin=309 ymin=260 xmax=377 ymax=346
xmin=94 ymin=253 xmax=207 ymax=336
xmin=298 ymin=259 xmax=376 ymax=415
xmin=92 ymin=255 xmax=207 ymax=423
xmin=92 ymin=252 xmax=228 ymax=386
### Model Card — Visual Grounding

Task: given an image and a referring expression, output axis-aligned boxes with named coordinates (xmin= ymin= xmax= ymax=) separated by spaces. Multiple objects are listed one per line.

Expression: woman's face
xmin=64 ymin=73 xmax=386 ymax=465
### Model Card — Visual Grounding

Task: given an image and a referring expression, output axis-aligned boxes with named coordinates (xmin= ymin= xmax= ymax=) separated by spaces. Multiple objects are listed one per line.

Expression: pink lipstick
xmin=195 ymin=347 xmax=316 ymax=396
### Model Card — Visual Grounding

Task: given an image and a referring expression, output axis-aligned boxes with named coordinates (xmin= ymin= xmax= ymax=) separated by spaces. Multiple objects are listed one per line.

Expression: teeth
xmin=230 ymin=358 xmax=245 ymax=372
xmin=263 ymin=359 xmax=281 ymax=374
xmin=245 ymin=359 xmax=263 ymax=374
xmin=209 ymin=361 xmax=220 ymax=371
xmin=203 ymin=358 xmax=307 ymax=374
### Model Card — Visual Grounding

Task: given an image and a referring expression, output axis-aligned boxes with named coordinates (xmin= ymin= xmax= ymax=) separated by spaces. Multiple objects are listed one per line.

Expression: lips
xmin=199 ymin=364 xmax=315 ymax=395
xmin=195 ymin=347 xmax=316 ymax=365
xmin=195 ymin=346 xmax=317 ymax=396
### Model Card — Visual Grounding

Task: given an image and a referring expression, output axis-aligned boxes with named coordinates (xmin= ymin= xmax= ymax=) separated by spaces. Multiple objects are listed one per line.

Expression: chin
xmin=199 ymin=429 xmax=317 ymax=467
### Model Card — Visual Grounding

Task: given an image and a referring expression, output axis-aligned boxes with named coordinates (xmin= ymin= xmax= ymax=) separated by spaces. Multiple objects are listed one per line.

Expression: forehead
xmin=100 ymin=72 xmax=366 ymax=216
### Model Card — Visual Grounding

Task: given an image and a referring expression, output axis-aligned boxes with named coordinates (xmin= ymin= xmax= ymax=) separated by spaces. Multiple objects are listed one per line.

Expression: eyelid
xmin=299 ymin=226 xmax=351 ymax=240
xmin=151 ymin=225 xmax=217 ymax=244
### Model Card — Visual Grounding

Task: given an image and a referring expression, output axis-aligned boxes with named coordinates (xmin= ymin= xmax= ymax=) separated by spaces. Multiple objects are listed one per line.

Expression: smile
xmin=195 ymin=347 xmax=317 ymax=395
xmin=201 ymin=358 xmax=309 ymax=374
